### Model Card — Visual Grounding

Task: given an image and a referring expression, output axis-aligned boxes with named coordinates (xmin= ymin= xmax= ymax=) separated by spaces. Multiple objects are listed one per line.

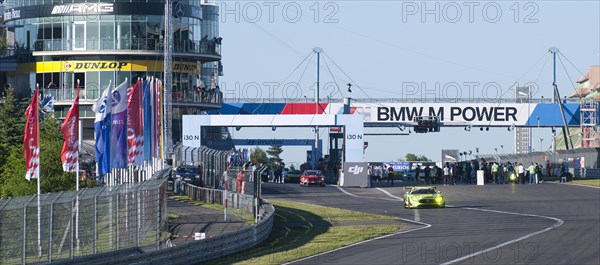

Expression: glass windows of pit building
xmin=10 ymin=15 xmax=203 ymax=54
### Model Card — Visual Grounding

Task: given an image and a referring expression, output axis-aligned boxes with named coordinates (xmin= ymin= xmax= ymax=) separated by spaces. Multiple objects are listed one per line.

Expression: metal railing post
xmin=23 ymin=196 xmax=35 ymax=265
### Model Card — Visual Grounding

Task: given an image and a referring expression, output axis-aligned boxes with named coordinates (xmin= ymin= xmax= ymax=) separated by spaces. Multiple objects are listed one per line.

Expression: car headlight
xmin=509 ymin=173 xmax=516 ymax=181
xmin=435 ymin=196 xmax=443 ymax=203
xmin=320 ymin=178 xmax=325 ymax=181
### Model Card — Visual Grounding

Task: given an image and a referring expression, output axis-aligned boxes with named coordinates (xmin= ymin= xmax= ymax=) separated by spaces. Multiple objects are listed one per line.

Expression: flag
xmin=93 ymin=81 xmax=112 ymax=175
xmin=127 ymin=79 xmax=144 ymax=166
xmin=40 ymin=95 xmax=54 ymax=113
xmin=110 ymin=79 xmax=129 ymax=168
xmin=153 ymin=79 xmax=160 ymax=158
xmin=24 ymin=85 xmax=40 ymax=180
xmin=156 ymin=80 xmax=162 ymax=158
xmin=60 ymin=81 xmax=79 ymax=172
xmin=143 ymin=78 xmax=152 ymax=161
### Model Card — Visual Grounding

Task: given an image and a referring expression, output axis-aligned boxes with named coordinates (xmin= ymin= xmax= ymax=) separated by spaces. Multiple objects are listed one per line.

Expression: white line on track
xmin=332 ymin=185 xmax=401 ymax=201
xmin=285 ymin=186 xmax=432 ymax=265
xmin=332 ymin=186 xmax=565 ymax=265
xmin=375 ymin=188 xmax=404 ymax=201
xmin=284 ymin=204 xmax=431 ymax=265
xmin=440 ymin=207 xmax=564 ymax=265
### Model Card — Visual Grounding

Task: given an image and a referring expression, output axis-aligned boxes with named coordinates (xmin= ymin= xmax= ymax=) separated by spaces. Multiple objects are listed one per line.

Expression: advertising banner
xmin=342 ymin=162 xmax=369 ymax=187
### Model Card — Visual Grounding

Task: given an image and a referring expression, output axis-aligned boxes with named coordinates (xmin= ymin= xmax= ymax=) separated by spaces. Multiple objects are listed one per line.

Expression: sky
xmin=217 ymin=0 xmax=600 ymax=166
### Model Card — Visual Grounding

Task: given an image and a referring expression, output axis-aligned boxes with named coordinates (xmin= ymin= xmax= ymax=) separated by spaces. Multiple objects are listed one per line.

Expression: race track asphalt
xmin=261 ymin=182 xmax=600 ymax=265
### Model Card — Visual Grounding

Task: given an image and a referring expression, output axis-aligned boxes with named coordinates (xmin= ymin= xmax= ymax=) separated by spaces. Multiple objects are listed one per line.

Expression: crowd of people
xmin=379 ymin=159 xmax=571 ymax=186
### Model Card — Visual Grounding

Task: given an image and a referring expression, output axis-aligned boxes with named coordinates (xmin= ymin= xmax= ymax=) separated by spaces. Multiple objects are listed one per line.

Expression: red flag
xmin=24 ymin=85 xmax=40 ymax=180
xmin=127 ymin=79 xmax=144 ymax=166
xmin=61 ymin=81 xmax=79 ymax=172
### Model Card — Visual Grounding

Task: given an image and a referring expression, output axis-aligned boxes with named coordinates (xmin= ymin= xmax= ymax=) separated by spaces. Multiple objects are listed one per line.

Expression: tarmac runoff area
xmin=166 ymin=198 xmax=249 ymax=246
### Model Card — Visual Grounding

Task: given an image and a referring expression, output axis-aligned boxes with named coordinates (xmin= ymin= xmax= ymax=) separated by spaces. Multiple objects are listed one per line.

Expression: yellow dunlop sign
xmin=18 ymin=60 xmax=200 ymax=74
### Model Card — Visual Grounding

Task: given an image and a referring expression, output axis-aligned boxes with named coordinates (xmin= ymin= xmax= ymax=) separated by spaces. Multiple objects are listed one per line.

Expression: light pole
xmin=537 ymin=115 xmax=540 ymax=149
xmin=539 ymin=138 xmax=544 ymax=152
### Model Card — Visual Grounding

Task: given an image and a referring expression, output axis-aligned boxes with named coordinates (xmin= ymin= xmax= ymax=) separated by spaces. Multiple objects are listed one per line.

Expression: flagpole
xmin=75 ymin=79 xmax=80 ymax=253
xmin=35 ymin=84 xmax=42 ymax=257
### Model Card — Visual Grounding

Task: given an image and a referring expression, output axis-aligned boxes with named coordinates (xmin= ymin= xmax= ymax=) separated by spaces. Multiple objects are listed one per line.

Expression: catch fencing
xmin=0 ymin=169 xmax=170 ymax=264
xmin=173 ymin=145 xmax=229 ymax=188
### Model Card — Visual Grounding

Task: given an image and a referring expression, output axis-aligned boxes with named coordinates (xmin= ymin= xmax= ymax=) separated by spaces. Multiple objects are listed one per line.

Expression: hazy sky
xmin=218 ymin=1 xmax=600 ymax=165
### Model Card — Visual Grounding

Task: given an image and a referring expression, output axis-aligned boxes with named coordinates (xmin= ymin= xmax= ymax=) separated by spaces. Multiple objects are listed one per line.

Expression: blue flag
xmin=93 ymin=82 xmax=112 ymax=175
xmin=143 ymin=78 xmax=152 ymax=161
xmin=110 ymin=79 xmax=129 ymax=168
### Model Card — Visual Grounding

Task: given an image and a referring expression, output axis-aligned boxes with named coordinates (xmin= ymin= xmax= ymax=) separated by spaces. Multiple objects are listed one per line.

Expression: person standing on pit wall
xmin=236 ymin=170 xmax=244 ymax=193
xmin=465 ymin=162 xmax=472 ymax=184
xmin=491 ymin=162 xmax=499 ymax=184
xmin=518 ymin=163 xmax=525 ymax=184
xmin=415 ymin=164 xmax=421 ymax=182
xmin=424 ymin=165 xmax=431 ymax=185
xmin=387 ymin=165 xmax=395 ymax=186
xmin=546 ymin=160 xmax=551 ymax=178
xmin=443 ymin=163 xmax=450 ymax=186
xmin=528 ymin=163 xmax=537 ymax=184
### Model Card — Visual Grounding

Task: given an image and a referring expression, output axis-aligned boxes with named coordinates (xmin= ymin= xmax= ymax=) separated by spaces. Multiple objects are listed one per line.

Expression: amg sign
xmin=51 ymin=3 xmax=114 ymax=15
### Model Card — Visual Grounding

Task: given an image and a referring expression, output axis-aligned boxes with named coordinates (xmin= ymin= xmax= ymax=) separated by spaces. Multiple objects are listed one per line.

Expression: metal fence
xmin=0 ymin=169 xmax=170 ymax=265
xmin=172 ymin=167 xmax=259 ymax=214
xmin=173 ymin=145 xmax=230 ymax=189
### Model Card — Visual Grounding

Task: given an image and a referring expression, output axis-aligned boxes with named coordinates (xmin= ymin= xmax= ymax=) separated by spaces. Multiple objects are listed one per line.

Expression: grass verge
xmin=169 ymin=195 xmax=254 ymax=225
xmin=571 ymin=179 xmax=600 ymax=187
xmin=206 ymin=199 xmax=402 ymax=265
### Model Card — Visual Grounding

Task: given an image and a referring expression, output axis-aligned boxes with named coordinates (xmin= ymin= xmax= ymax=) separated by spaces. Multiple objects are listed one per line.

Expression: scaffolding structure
xmin=580 ymin=98 xmax=599 ymax=148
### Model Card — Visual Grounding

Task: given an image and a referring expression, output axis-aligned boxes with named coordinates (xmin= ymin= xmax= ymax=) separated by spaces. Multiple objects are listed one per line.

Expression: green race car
xmin=404 ymin=187 xmax=446 ymax=208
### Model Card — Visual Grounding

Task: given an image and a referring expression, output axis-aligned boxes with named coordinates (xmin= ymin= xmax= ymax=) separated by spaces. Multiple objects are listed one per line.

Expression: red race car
xmin=300 ymin=170 xmax=326 ymax=187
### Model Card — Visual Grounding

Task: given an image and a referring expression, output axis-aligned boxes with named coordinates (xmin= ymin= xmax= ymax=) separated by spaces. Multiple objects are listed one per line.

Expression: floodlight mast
xmin=313 ymin=47 xmax=322 ymax=167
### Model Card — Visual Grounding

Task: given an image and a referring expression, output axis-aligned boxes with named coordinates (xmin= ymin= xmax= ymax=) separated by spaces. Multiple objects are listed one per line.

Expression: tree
xmin=405 ymin=153 xmax=430 ymax=162
xmin=250 ymin=147 xmax=268 ymax=165
xmin=0 ymin=117 xmax=75 ymax=198
xmin=266 ymin=145 xmax=284 ymax=173
xmin=0 ymin=88 xmax=27 ymax=148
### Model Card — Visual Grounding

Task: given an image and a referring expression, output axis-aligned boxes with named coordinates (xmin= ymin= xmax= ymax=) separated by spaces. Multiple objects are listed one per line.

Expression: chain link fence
xmin=0 ymin=169 xmax=170 ymax=264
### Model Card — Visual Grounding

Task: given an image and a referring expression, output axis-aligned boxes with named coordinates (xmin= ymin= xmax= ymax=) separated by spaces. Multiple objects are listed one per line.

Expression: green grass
xmin=206 ymin=199 xmax=402 ymax=265
xmin=571 ymin=179 xmax=600 ymax=187
xmin=169 ymin=195 xmax=255 ymax=225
